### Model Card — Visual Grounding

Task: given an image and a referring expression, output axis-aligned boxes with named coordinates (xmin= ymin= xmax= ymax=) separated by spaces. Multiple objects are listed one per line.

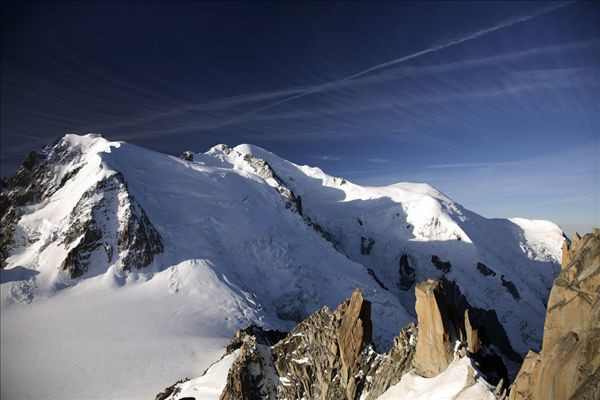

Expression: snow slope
xmin=174 ymin=350 xmax=239 ymax=400
xmin=376 ymin=357 xmax=496 ymax=400
xmin=0 ymin=134 xmax=564 ymax=399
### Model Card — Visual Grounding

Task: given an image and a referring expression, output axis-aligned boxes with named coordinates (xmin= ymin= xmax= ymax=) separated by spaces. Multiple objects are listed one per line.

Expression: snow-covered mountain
xmin=0 ymin=134 xmax=564 ymax=399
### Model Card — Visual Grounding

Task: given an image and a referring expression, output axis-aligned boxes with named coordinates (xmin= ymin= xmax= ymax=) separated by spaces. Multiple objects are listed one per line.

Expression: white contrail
xmin=107 ymin=37 xmax=594 ymax=135
xmin=243 ymin=1 xmax=574 ymax=115
xmin=105 ymin=2 xmax=578 ymax=138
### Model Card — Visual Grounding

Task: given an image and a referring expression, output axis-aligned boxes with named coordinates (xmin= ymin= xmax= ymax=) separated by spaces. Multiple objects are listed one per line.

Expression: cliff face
xmin=510 ymin=228 xmax=600 ymax=400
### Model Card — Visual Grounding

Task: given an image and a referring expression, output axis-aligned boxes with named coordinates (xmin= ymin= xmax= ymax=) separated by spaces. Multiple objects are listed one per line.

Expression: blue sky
xmin=1 ymin=1 xmax=598 ymax=235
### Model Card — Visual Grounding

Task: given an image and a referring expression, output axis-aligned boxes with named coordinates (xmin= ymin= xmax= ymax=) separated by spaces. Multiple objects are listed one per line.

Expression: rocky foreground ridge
xmin=157 ymin=281 xmax=512 ymax=400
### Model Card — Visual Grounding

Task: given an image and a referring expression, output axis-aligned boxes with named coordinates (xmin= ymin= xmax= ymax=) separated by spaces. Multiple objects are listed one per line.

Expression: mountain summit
xmin=1 ymin=134 xmax=564 ymax=399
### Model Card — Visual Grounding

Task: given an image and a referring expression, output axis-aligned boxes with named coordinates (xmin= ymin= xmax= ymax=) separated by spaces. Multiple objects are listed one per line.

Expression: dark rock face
xmin=225 ymin=325 xmax=287 ymax=355
xmin=179 ymin=151 xmax=194 ymax=161
xmin=397 ymin=254 xmax=416 ymax=290
xmin=431 ymin=255 xmax=451 ymax=273
xmin=367 ymin=267 xmax=388 ymax=290
xmin=220 ymin=330 xmax=280 ymax=400
xmin=360 ymin=323 xmax=417 ymax=400
xmin=501 ymin=275 xmax=520 ymax=300
xmin=477 ymin=262 xmax=496 ymax=277
xmin=242 ymin=154 xmax=295 ymax=201
xmin=309 ymin=221 xmax=336 ymax=246
xmin=61 ymin=173 xmax=163 ymax=278
xmin=510 ymin=229 xmax=600 ymax=400
xmin=155 ymin=378 xmax=189 ymax=400
xmin=360 ymin=236 xmax=375 ymax=255
xmin=1 ymin=138 xmax=84 ymax=267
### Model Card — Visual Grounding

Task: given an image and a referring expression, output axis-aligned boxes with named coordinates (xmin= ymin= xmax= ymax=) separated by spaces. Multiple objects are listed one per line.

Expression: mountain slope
xmin=212 ymin=143 xmax=563 ymax=357
xmin=0 ymin=134 xmax=564 ymax=399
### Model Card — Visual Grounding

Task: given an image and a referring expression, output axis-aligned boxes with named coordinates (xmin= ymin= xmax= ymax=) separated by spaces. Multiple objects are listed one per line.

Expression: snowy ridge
xmin=0 ymin=134 xmax=564 ymax=399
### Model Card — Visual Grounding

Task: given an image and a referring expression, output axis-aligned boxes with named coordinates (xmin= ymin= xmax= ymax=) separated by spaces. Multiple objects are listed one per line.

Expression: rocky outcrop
xmin=501 ymin=275 xmax=520 ymax=301
xmin=412 ymin=279 xmax=455 ymax=377
xmin=412 ymin=279 xmax=517 ymax=389
xmin=397 ymin=253 xmax=416 ymax=290
xmin=159 ymin=283 xmax=511 ymax=399
xmin=509 ymin=229 xmax=600 ymax=400
xmin=155 ymin=378 xmax=189 ymax=400
xmin=220 ymin=329 xmax=283 ymax=400
xmin=413 ymin=279 xmax=457 ymax=377
xmin=225 ymin=325 xmax=287 ymax=354
xmin=242 ymin=154 xmax=297 ymax=204
xmin=158 ymin=289 xmax=421 ymax=400
xmin=61 ymin=172 xmax=163 ymax=278
xmin=179 ymin=151 xmax=194 ymax=161
xmin=477 ymin=262 xmax=497 ymax=277
xmin=431 ymin=255 xmax=451 ymax=273
xmin=561 ymin=232 xmax=582 ymax=269
xmin=337 ymin=289 xmax=372 ymax=399
xmin=230 ymin=149 xmax=345 ymax=249
xmin=366 ymin=268 xmax=388 ymax=290
xmin=360 ymin=323 xmax=417 ymax=400
xmin=273 ymin=289 xmax=376 ymax=400
xmin=360 ymin=236 xmax=375 ymax=255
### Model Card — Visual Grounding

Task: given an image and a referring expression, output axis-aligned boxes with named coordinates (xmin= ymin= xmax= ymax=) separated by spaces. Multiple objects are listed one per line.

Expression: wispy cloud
xmin=103 ymin=67 xmax=598 ymax=144
xmin=426 ymin=161 xmax=523 ymax=169
xmin=233 ymin=1 xmax=575 ymax=117
xmin=3 ymin=36 xmax=597 ymax=151
xmin=314 ymin=155 xmax=343 ymax=161
xmin=77 ymin=10 xmax=593 ymax=141
xmin=368 ymin=158 xmax=389 ymax=163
